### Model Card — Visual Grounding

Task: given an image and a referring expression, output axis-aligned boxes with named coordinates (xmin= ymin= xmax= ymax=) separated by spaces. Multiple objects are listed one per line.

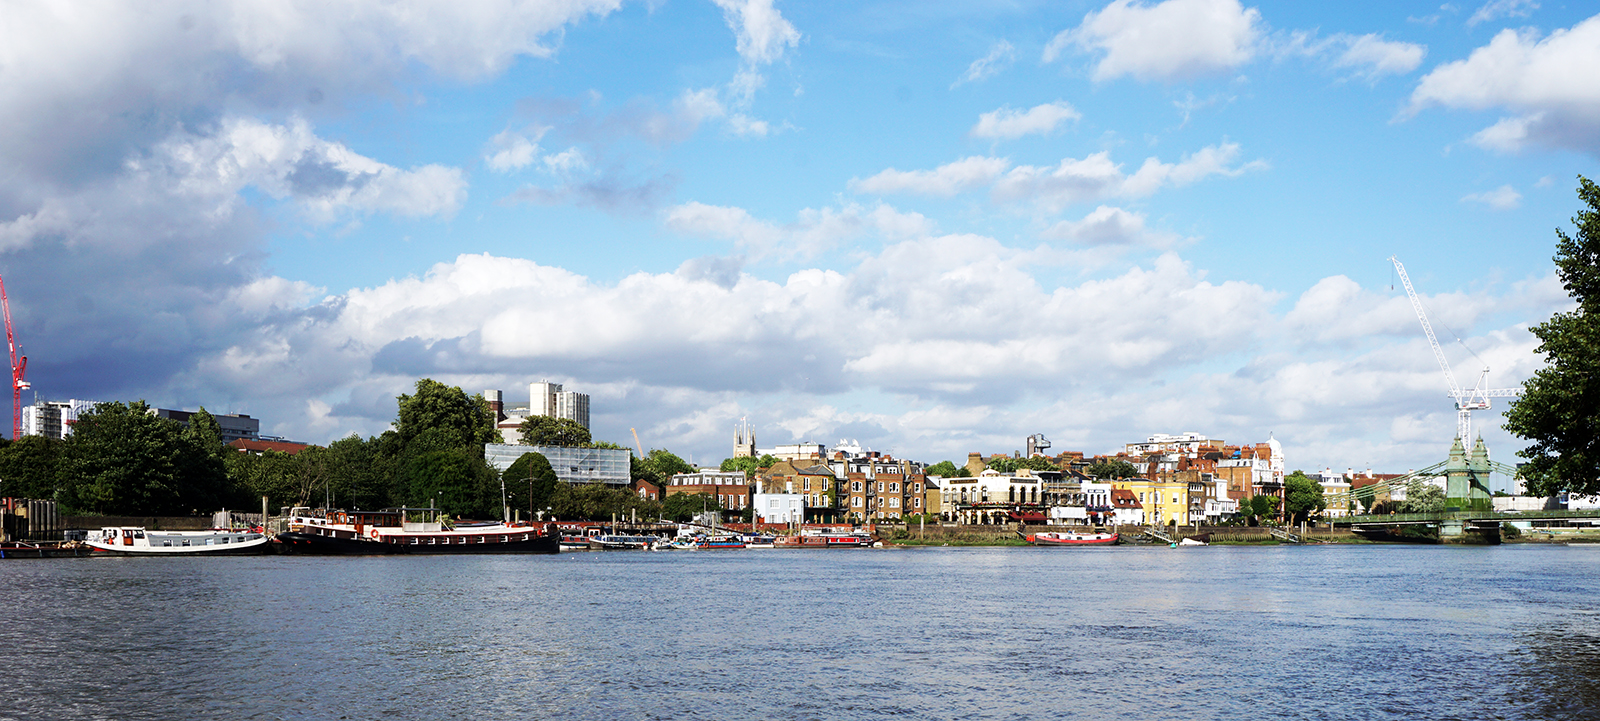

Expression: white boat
xmin=86 ymin=526 xmax=270 ymax=555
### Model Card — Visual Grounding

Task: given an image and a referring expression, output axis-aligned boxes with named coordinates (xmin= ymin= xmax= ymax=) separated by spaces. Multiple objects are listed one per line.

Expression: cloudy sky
xmin=2 ymin=0 xmax=1594 ymax=478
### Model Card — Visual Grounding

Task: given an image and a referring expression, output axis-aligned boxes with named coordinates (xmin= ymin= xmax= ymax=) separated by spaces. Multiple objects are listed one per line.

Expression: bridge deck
xmin=1339 ymin=509 xmax=1600 ymax=526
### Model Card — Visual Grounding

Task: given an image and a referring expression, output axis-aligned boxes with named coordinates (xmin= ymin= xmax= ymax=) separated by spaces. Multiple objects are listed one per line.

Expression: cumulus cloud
xmin=969 ymin=102 xmax=1081 ymax=140
xmin=1407 ymin=15 xmax=1600 ymax=154
xmin=483 ymin=127 xmax=544 ymax=173
xmin=1461 ymin=184 xmax=1523 ymax=209
xmin=849 ymin=157 xmax=1011 ymax=197
xmin=995 ymin=142 xmax=1265 ymax=211
xmin=1040 ymin=205 xmax=1185 ymax=247
xmin=147 ymin=116 xmax=466 ymax=222
xmin=952 ymin=40 xmax=1016 ymax=88
xmin=664 ymin=201 xmax=932 ymax=260
xmin=1044 ymin=0 xmax=1262 ymax=82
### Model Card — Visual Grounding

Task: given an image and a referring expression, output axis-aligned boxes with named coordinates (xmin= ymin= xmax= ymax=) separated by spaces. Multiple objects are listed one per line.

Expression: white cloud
xmin=1408 ymin=16 xmax=1600 ymax=153
xmin=664 ymin=201 xmax=932 ymax=261
xmin=148 ymin=116 xmax=466 ymax=222
xmin=1461 ymin=184 xmax=1523 ymax=209
xmin=969 ymin=102 xmax=1081 ymax=140
xmin=1045 ymin=0 xmax=1262 ymax=82
xmin=849 ymin=156 xmax=1011 ymax=197
xmin=995 ymin=142 xmax=1265 ymax=211
xmin=172 ymin=240 xmax=1561 ymax=478
xmin=484 ymin=127 xmax=547 ymax=173
xmin=1040 ymin=205 xmax=1184 ymax=247
xmin=1467 ymin=0 xmax=1539 ymax=27
xmin=1333 ymin=34 xmax=1427 ymax=78
xmin=711 ymin=0 xmax=802 ymax=66
xmin=952 ymin=40 xmax=1016 ymax=88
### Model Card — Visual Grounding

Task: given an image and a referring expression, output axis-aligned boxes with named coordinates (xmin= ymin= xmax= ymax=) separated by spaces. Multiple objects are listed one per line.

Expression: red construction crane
xmin=0 ymin=274 xmax=27 ymax=439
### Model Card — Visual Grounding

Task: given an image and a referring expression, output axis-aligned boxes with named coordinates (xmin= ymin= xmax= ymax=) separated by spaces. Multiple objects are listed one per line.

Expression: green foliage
xmin=924 ymin=460 xmax=960 ymax=478
xmin=399 ymin=447 xmax=498 ymax=517
xmin=0 ymin=435 xmax=62 ymax=499
xmin=504 ymin=452 xmax=559 ymax=516
xmin=1398 ymin=483 xmax=1446 ymax=514
xmin=518 ymin=416 xmax=592 ymax=447
xmin=720 ymin=454 xmax=779 ymax=477
xmin=633 ymin=448 xmax=695 ymax=486
xmin=1086 ymin=460 xmax=1140 ymax=480
xmin=224 ymin=449 xmax=305 ymax=510
xmin=1244 ymin=494 xmax=1281 ymax=524
xmin=56 ymin=401 xmax=227 ymax=515
xmin=323 ymin=434 xmax=395 ymax=511
xmin=1283 ymin=470 xmax=1326 ymax=525
xmin=395 ymin=379 xmax=502 ymax=453
xmin=1507 ymin=176 xmax=1600 ymax=496
xmin=661 ymin=492 xmax=722 ymax=523
xmin=549 ymin=481 xmax=661 ymax=521
xmin=987 ymin=455 xmax=1056 ymax=473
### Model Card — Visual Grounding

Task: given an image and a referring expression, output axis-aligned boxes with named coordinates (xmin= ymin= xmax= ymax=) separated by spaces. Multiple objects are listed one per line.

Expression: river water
xmin=3 ymin=544 xmax=1600 ymax=720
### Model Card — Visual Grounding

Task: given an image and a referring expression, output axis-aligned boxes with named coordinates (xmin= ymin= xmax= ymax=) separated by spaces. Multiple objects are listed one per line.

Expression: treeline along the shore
xmin=0 ymin=379 xmax=717 ymax=522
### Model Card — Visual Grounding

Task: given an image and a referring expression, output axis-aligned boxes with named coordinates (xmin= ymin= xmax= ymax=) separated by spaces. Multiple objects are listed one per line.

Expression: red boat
xmin=774 ymin=529 xmax=877 ymax=548
xmin=1019 ymin=530 xmax=1119 ymax=546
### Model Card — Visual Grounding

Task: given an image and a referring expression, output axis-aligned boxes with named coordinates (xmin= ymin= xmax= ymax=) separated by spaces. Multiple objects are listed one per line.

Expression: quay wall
xmin=881 ymin=524 xmax=1365 ymax=544
xmin=65 ymin=515 xmax=215 ymax=532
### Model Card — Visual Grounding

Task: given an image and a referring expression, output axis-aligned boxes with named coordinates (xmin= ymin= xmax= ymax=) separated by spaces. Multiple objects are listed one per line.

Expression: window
xmin=889 ymin=482 xmax=899 ymax=492
xmin=890 ymin=498 xmax=900 ymax=508
xmin=877 ymin=497 xmax=884 ymax=507
xmin=852 ymin=481 xmax=861 ymax=492
xmin=876 ymin=481 xmax=883 ymax=492
xmin=915 ymin=483 xmax=922 ymax=493
xmin=914 ymin=498 xmax=922 ymax=509
xmin=803 ymin=478 xmax=810 ymax=491
xmin=852 ymin=496 xmax=862 ymax=508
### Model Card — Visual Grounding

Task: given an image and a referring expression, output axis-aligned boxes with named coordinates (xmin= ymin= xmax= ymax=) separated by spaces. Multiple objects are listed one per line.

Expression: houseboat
xmin=774 ymin=528 xmax=878 ymax=548
xmin=85 ymin=527 xmax=270 ymax=555
xmin=273 ymin=507 xmax=558 ymax=555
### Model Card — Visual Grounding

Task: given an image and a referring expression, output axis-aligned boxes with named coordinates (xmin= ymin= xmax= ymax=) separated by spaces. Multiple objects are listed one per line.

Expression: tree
xmin=1243 ymin=494 xmax=1280 ymax=525
xmin=398 ymin=447 xmax=498 ymax=518
xmin=549 ymin=481 xmax=660 ymax=521
xmin=1399 ymin=483 xmax=1446 ymax=514
xmin=0 ymin=435 xmax=62 ymax=499
xmin=662 ymin=492 xmax=722 ymax=523
xmin=1506 ymin=176 xmax=1600 ymax=496
xmin=633 ymin=448 xmax=695 ymax=486
xmin=395 ymin=379 xmax=502 ymax=454
xmin=56 ymin=401 xmax=222 ymax=515
xmin=504 ymin=452 xmax=559 ymax=517
xmin=518 ymin=415 xmax=592 ymax=447
xmin=1086 ymin=460 xmax=1140 ymax=480
xmin=323 ymin=434 xmax=396 ymax=511
xmin=720 ymin=454 xmax=779 ymax=477
xmin=986 ymin=456 xmax=1019 ymax=473
xmin=1283 ymin=470 xmax=1326 ymax=525
xmin=924 ymin=460 xmax=961 ymax=477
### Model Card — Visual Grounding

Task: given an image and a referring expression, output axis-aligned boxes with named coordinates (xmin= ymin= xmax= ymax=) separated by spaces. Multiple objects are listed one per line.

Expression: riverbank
xmin=880 ymin=523 xmax=1372 ymax=546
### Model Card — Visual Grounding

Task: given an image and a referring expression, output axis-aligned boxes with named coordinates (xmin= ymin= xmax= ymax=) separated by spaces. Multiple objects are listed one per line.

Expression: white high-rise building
xmin=21 ymin=399 xmax=100 ymax=440
xmin=529 ymin=381 xmax=590 ymax=429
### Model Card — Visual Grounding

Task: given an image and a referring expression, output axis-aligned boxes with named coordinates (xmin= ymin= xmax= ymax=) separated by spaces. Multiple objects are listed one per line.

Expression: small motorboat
xmin=1018 ymin=530 xmax=1119 ymax=546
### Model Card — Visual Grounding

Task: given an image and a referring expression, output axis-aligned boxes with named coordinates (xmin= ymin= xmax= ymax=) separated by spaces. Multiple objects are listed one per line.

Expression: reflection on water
xmin=2 ymin=545 xmax=1599 ymax=720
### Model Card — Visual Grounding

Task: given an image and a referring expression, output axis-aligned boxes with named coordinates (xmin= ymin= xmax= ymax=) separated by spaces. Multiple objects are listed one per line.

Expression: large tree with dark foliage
xmin=1506 ymin=176 xmax=1600 ymax=496
xmin=0 ymin=435 xmax=62 ymax=499
xmin=395 ymin=379 xmax=502 ymax=452
xmin=503 ymin=451 xmax=559 ymax=517
xmin=56 ymin=401 xmax=228 ymax=515
xmin=517 ymin=415 xmax=592 ymax=447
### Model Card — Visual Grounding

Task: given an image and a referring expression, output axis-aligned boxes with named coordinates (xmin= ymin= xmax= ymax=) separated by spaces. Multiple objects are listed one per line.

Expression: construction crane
xmin=0 ymin=274 xmax=27 ymax=439
xmin=631 ymin=428 xmax=644 ymax=457
xmin=1389 ymin=256 xmax=1520 ymax=441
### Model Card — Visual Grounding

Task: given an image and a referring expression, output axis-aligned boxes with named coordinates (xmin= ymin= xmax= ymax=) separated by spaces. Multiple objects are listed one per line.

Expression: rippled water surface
xmin=5 ymin=544 xmax=1600 ymax=720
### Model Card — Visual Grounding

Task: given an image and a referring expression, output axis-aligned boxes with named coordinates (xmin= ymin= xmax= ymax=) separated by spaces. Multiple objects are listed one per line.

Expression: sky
xmin=1 ymin=0 xmax=1595 ymax=480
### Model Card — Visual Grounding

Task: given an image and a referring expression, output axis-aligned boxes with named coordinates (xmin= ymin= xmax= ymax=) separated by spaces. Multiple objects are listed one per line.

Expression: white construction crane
xmin=1389 ymin=256 xmax=1521 ymax=441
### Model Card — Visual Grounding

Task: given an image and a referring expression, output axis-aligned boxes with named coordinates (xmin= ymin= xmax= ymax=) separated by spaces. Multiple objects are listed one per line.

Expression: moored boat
xmin=273 ymin=507 xmax=558 ymax=555
xmin=86 ymin=526 xmax=270 ymax=555
xmin=1019 ymin=530 xmax=1119 ymax=546
xmin=590 ymin=534 xmax=658 ymax=550
xmin=774 ymin=528 xmax=877 ymax=548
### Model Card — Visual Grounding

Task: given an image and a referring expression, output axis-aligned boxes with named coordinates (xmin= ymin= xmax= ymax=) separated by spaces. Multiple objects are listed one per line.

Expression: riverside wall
xmin=880 ymin=523 xmax=1366 ymax=544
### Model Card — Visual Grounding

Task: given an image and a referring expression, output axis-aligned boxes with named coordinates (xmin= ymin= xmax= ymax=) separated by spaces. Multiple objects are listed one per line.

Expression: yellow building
xmin=1114 ymin=478 xmax=1192 ymax=526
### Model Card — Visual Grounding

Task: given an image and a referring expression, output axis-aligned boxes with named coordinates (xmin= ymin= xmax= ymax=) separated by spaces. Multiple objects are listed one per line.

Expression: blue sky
xmin=2 ymin=0 xmax=1595 ymax=479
